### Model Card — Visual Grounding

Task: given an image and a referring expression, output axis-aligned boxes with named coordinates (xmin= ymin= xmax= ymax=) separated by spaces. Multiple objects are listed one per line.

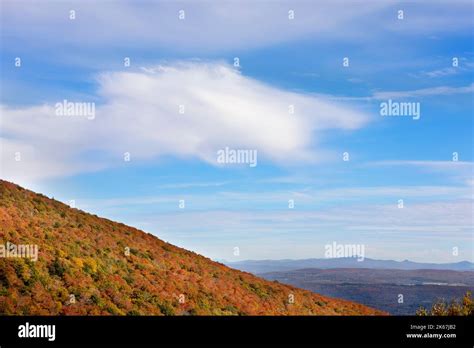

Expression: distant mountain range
xmin=0 ymin=180 xmax=383 ymax=315
xmin=225 ymin=258 xmax=474 ymax=274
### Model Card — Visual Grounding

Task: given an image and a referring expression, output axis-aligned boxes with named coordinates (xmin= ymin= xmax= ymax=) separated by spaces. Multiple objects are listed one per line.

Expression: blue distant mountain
xmin=225 ymin=258 xmax=474 ymax=274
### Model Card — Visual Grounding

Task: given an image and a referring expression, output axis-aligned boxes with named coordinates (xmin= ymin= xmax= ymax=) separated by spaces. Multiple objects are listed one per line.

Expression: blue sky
xmin=1 ymin=0 xmax=473 ymax=263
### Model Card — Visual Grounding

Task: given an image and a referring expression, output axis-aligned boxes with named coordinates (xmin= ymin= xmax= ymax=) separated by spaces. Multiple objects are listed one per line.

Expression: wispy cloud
xmin=368 ymin=160 xmax=474 ymax=187
xmin=420 ymin=67 xmax=458 ymax=78
xmin=123 ymin=201 xmax=473 ymax=261
xmin=77 ymin=184 xmax=472 ymax=213
xmin=311 ymin=83 xmax=474 ymax=102
xmin=369 ymin=160 xmax=473 ymax=169
xmin=372 ymin=83 xmax=474 ymax=99
xmin=0 ymin=1 xmax=393 ymax=54
xmin=2 ymin=1 xmax=472 ymax=58
xmin=157 ymin=181 xmax=230 ymax=189
xmin=0 ymin=61 xmax=368 ymax=184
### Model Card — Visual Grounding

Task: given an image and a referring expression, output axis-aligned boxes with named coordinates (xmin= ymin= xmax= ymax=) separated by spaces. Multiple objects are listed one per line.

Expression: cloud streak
xmin=122 ymin=201 xmax=473 ymax=261
xmin=3 ymin=0 xmax=472 ymax=56
xmin=0 ymin=1 xmax=394 ymax=53
xmin=372 ymin=83 xmax=474 ymax=99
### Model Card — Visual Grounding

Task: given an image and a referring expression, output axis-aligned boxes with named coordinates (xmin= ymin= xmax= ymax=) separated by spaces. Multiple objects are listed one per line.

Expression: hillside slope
xmin=0 ymin=180 xmax=384 ymax=315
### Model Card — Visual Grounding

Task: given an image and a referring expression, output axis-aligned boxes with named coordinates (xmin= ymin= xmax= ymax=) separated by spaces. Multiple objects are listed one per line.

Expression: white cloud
xmin=3 ymin=1 xmax=472 ymax=57
xmin=369 ymin=160 xmax=473 ymax=170
xmin=40 ymin=181 xmax=472 ymax=261
xmin=369 ymin=160 xmax=474 ymax=188
xmin=382 ymin=0 xmax=474 ymax=34
xmin=372 ymin=83 xmax=474 ymax=99
xmin=0 ymin=62 xmax=368 ymax=184
xmin=118 ymin=200 xmax=473 ymax=261
xmin=422 ymin=67 xmax=459 ymax=78
xmin=0 ymin=1 xmax=394 ymax=53
xmin=76 ymin=184 xmax=472 ymax=214
xmin=375 ymin=160 xmax=467 ymax=165
xmin=309 ymin=83 xmax=474 ymax=103
xmin=157 ymin=181 xmax=230 ymax=189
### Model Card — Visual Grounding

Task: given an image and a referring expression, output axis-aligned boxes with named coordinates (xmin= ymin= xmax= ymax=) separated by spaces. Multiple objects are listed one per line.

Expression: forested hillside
xmin=0 ymin=180 xmax=384 ymax=316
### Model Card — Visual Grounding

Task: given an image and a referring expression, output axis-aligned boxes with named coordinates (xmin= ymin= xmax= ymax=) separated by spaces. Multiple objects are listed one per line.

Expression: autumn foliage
xmin=416 ymin=291 xmax=474 ymax=316
xmin=0 ymin=180 xmax=385 ymax=316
